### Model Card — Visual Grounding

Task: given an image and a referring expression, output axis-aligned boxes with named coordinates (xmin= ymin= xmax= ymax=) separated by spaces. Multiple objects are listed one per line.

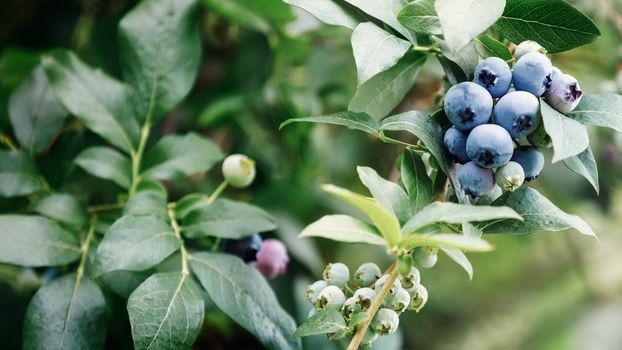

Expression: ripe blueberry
xmin=323 ymin=262 xmax=350 ymax=287
xmin=444 ymin=126 xmax=470 ymax=164
xmin=473 ymin=57 xmax=512 ymax=98
xmin=255 ymin=239 xmax=289 ymax=278
xmin=371 ymin=308 xmax=400 ymax=335
xmin=444 ymin=82 xmax=493 ymax=131
xmin=222 ymin=154 xmax=256 ymax=188
xmin=458 ymin=161 xmax=495 ymax=197
xmin=511 ymin=146 xmax=545 ymax=181
xmin=353 ymin=262 xmax=381 ymax=286
xmin=514 ymin=40 xmax=546 ymax=61
xmin=495 ymin=161 xmax=525 ymax=192
xmin=512 ymin=52 xmax=553 ymax=97
xmin=527 ymin=121 xmax=552 ymax=148
xmin=466 ymin=124 xmax=514 ymax=168
xmin=221 ymin=233 xmax=262 ymax=263
xmin=544 ymin=73 xmax=583 ymax=114
xmin=493 ymin=91 xmax=541 ymax=138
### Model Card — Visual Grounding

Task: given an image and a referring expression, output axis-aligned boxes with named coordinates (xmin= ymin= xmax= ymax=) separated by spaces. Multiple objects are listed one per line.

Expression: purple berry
xmin=221 ymin=233 xmax=262 ymax=263
xmin=255 ymin=239 xmax=289 ymax=278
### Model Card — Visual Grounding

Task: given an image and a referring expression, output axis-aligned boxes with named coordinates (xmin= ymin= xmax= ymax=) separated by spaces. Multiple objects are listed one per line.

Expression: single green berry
xmin=527 ymin=121 xmax=552 ymax=149
xmin=323 ymin=262 xmax=350 ymax=287
xmin=370 ymin=308 xmax=400 ymax=335
xmin=374 ymin=274 xmax=401 ymax=295
xmin=353 ymin=287 xmax=377 ymax=310
xmin=408 ymin=284 xmax=428 ymax=312
xmin=306 ymin=280 xmax=327 ymax=304
xmin=514 ymin=40 xmax=546 ymax=61
xmin=414 ymin=247 xmax=438 ymax=268
xmin=495 ymin=161 xmax=525 ymax=192
xmin=361 ymin=329 xmax=378 ymax=346
xmin=222 ymin=154 xmax=256 ymax=188
xmin=316 ymin=285 xmax=346 ymax=310
xmin=383 ymin=288 xmax=410 ymax=313
xmin=400 ymin=266 xmax=421 ymax=291
xmin=342 ymin=297 xmax=359 ymax=319
xmin=353 ymin=262 xmax=381 ymax=286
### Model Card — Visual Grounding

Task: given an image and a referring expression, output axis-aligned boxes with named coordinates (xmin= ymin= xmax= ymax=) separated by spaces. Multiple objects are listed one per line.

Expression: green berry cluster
xmin=305 ymin=262 xmax=428 ymax=346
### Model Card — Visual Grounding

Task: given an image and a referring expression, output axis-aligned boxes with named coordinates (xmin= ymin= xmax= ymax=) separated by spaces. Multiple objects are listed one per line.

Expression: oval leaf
xmin=279 ymin=111 xmax=380 ymax=136
xmin=563 ymin=146 xmax=599 ymax=194
xmin=23 ymin=274 xmax=107 ymax=350
xmin=299 ymin=215 xmax=386 ymax=246
xmin=190 ymin=252 xmax=300 ymax=350
xmin=0 ymin=215 xmax=80 ymax=267
xmin=343 ymin=0 xmax=414 ymax=41
xmin=400 ymin=233 xmax=493 ymax=252
xmin=128 ymin=272 xmax=205 ymax=350
xmin=397 ymin=0 xmax=442 ymax=35
xmin=292 ymin=310 xmax=346 ymax=338
xmin=283 ymin=0 xmax=362 ymax=29
xmin=75 ymin=146 xmax=132 ymax=189
xmin=440 ymin=247 xmax=473 ymax=279
xmin=0 ymin=150 xmax=45 ymax=197
xmin=400 ymin=149 xmax=434 ymax=213
xmin=357 ymin=166 xmax=410 ymax=223
xmin=541 ymin=100 xmax=589 ymax=163
xmin=33 ymin=193 xmax=88 ymax=227
xmin=567 ymin=94 xmax=622 ymax=132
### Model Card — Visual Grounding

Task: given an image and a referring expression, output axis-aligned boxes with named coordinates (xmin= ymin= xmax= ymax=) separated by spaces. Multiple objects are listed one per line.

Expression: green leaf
xmin=119 ymin=0 xmax=201 ymax=122
xmin=99 ymin=270 xmax=151 ymax=299
xmin=292 ymin=309 xmax=346 ymax=338
xmin=567 ymin=94 xmax=622 ymax=132
xmin=279 ymin=111 xmax=380 ymax=136
xmin=204 ymin=0 xmax=294 ymax=28
xmin=397 ymin=253 xmax=413 ymax=277
xmin=402 ymin=202 xmax=521 ymax=234
xmin=95 ymin=215 xmax=181 ymax=275
xmin=349 ymin=52 xmax=426 ymax=120
xmin=563 ymin=146 xmax=599 ymax=194
xmin=141 ymin=133 xmax=224 ymax=180
xmin=41 ymin=49 xmax=140 ymax=154
xmin=201 ymin=0 xmax=270 ymax=33
xmin=23 ymin=274 xmax=107 ymax=350
xmin=128 ymin=272 xmax=205 ymax=350
xmin=541 ymin=100 xmax=589 ymax=163
xmin=397 ymin=0 xmax=442 ymax=35
xmin=494 ymin=0 xmax=600 ymax=53
xmin=381 ymin=111 xmax=450 ymax=176
xmin=181 ymin=199 xmax=277 ymax=239
xmin=124 ymin=180 xmax=168 ymax=218
xmin=75 ymin=146 xmax=132 ymax=189
xmin=283 ymin=0 xmax=362 ymax=29
xmin=190 ymin=252 xmax=300 ymax=350
xmin=399 ymin=233 xmax=493 ymax=251
xmin=438 ymin=40 xmax=479 ymax=80
xmin=8 ymin=66 xmax=67 ymax=153
xmin=401 ymin=149 xmax=433 ymax=213
xmin=357 ymin=166 xmax=410 ymax=223
xmin=435 ymin=0 xmax=505 ymax=53
xmin=0 ymin=215 xmax=80 ymax=266
xmin=0 ymin=47 xmax=40 ymax=93
xmin=440 ymin=248 xmax=473 ymax=279
xmin=343 ymin=0 xmax=414 ymax=41
xmin=0 ymin=150 xmax=45 ymax=197
xmin=299 ymin=215 xmax=386 ymax=246
xmin=436 ymin=55 xmax=468 ymax=85
xmin=351 ymin=23 xmax=411 ymax=85
xmin=33 ymin=193 xmax=88 ymax=227
xmin=482 ymin=187 xmax=596 ymax=237
xmin=322 ymin=184 xmax=401 ymax=247
xmin=475 ymin=34 xmax=513 ymax=62
xmin=172 ymin=193 xmax=209 ymax=220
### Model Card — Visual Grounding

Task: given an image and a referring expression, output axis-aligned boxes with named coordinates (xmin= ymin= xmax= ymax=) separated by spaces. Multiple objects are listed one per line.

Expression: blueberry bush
xmin=1 ymin=0 xmax=622 ymax=349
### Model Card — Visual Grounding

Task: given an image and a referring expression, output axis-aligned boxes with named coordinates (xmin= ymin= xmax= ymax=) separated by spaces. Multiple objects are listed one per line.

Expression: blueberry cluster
xmin=305 ymin=262 xmax=428 ymax=345
xmin=443 ymin=41 xmax=583 ymax=197
xmin=221 ymin=233 xmax=289 ymax=278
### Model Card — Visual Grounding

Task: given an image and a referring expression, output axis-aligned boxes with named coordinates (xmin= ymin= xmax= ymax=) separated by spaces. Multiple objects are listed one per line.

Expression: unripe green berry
xmin=306 ymin=280 xmax=327 ymax=304
xmin=383 ymin=288 xmax=410 ymax=313
xmin=342 ymin=297 xmax=359 ymax=319
xmin=222 ymin=154 xmax=256 ymax=188
xmin=408 ymin=284 xmax=428 ymax=312
xmin=527 ymin=122 xmax=553 ymax=149
xmin=495 ymin=161 xmax=525 ymax=192
xmin=400 ymin=266 xmax=421 ymax=291
xmin=514 ymin=40 xmax=546 ymax=60
xmin=374 ymin=274 xmax=401 ymax=295
xmin=323 ymin=262 xmax=350 ymax=287
xmin=353 ymin=262 xmax=381 ymax=286
xmin=316 ymin=285 xmax=346 ymax=310
xmin=371 ymin=308 xmax=400 ymax=335
xmin=414 ymin=247 xmax=438 ymax=268
xmin=353 ymin=287 xmax=377 ymax=310
xmin=361 ymin=329 xmax=378 ymax=346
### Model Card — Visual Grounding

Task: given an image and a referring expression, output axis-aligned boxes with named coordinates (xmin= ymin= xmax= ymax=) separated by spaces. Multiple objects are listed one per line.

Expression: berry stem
xmin=207 ymin=180 xmax=228 ymax=204
xmin=129 ymin=122 xmax=151 ymax=197
xmin=0 ymin=133 xmax=18 ymax=151
xmin=168 ymin=205 xmax=189 ymax=276
xmin=346 ymin=263 xmax=398 ymax=350
xmin=76 ymin=217 xmax=97 ymax=280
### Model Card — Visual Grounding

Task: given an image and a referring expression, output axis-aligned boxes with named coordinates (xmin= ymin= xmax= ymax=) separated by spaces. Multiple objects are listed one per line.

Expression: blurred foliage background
xmin=1 ymin=0 xmax=622 ymax=349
